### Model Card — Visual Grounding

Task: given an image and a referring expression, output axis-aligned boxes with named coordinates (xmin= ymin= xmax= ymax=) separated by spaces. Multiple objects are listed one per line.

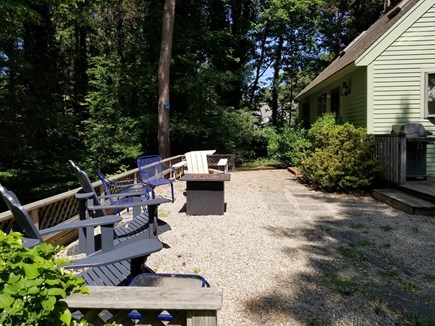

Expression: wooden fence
xmin=62 ymin=286 xmax=222 ymax=326
xmin=373 ymin=134 xmax=406 ymax=185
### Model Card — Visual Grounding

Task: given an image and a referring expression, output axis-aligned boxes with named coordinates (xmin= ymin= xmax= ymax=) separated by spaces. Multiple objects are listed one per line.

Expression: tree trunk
xmin=249 ymin=26 xmax=269 ymax=109
xmin=271 ymin=35 xmax=284 ymax=126
xmin=157 ymin=0 xmax=176 ymax=158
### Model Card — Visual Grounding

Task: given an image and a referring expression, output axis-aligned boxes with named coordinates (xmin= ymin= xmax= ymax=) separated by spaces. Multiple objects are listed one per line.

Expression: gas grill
xmin=391 ymin=123 xmax=435 ymax=179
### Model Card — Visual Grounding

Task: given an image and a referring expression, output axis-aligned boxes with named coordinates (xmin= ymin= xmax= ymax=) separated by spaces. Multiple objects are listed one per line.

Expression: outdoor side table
xmin=180 ymin=173 xmax=231 ymax=215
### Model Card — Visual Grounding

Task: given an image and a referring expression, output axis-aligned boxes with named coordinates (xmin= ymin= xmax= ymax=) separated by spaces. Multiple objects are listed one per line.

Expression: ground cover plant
xmin=0 ymin=231 xmax=87 ymax=325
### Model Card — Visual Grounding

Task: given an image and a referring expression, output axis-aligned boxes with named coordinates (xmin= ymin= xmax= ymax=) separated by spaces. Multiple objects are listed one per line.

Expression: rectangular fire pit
xmin=179 ymin=173 xmax=231 ymax=215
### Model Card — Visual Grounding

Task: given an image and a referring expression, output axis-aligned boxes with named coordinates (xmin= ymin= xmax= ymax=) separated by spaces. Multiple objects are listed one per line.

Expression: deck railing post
xmin=373 ymin=134 xmax=407 ymax=185
xmin=29 ymin=209 xmax=39 ymax=230
xmin=187 ymin=310 xmax=218 ymax=326
xmin=399 ymin=136 xmax=406 ymax=185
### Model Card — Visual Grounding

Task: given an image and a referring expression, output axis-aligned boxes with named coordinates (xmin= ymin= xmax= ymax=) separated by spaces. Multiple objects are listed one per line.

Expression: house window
xmin=317 ymin=94 xmax=326 ymax=115
xmin=426 ymin=73 xmax=435 ymax=117
xmin=302 ymin=102 xmax=310 ymax=129
xmin=330 ymin=88 xmax=340 ymax=118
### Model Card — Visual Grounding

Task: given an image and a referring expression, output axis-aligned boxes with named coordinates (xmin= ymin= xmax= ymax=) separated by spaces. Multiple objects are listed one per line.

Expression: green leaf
xmin=26 ymin=278 xmax=44 ymax=287
xmin=3 ymin=283 xmax=21 ymax=294
xmin=58 ymin=306 xmax=72 ymax=325
xmin=7 ymin=273 xmax=21 ymax=284
xmin=26 ymin=286 xmax=40 ymax=295
xmin=47 ymin=288 xmax=66 ymax=298
xmin=41 ymin=295 xmax=56 ymax=310
xmin=24 ymin=264 xmax=40 ymax=279
xmin=45 ymin=278 xmax=61 ymax=285
xmin=80 ymin=286 xmax=89 ymax=294
xmin=0 ymin=293 xmax=14 ymax=308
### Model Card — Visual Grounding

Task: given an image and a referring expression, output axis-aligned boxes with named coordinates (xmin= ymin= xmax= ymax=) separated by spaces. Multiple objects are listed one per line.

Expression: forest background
xmin=0 ymin=0 xmax=400 ymax=205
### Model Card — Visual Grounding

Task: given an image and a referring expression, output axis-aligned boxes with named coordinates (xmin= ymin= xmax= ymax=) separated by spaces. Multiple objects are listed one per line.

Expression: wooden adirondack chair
xmin=185 ymin=150 xmax=228 ymax=174
xmin=69 ymin=160 xmax=171 ymax=255
xmin=0 ymin=184 xmax=163 ymax=286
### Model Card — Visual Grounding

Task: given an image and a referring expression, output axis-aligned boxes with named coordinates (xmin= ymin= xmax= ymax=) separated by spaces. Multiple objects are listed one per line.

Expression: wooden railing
xmin=373 ymin=134 xmax=406 ymax=185
xmin=62 ymin=286 xmax=222 ymax=326
xmin=209 ymin=154 xmax=236 ymax=171
xmin=0 ymin=155 xmax=186 ymax=244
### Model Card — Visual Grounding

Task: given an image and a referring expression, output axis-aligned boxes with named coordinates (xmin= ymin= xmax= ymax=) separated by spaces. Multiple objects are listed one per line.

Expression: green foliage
xmin=220 ymin=109 xmax=274 ymax=164
xmin=0 ymin=231 xmax=87 ymax=325
xmin=300 ymin=114 xmax=382 ymax=193
xmin=82 ymin=54 xmax=142 ymax=172
xmin=307 ymin=113 xmax=338 ymax=147
xmin=0 ymin=0 xmax=391 ymax=202
xmin=267 ymin=125 xmax=311 ymax=166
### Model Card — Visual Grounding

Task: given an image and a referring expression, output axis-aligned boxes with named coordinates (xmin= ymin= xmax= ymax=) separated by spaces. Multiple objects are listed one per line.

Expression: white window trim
xmin=422 ymin=71 xmax=435 ymax=118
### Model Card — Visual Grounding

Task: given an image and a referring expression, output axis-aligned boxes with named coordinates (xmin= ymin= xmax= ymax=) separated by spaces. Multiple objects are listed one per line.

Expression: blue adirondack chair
xmin=137 ymin=155 xmax=175 ymax=202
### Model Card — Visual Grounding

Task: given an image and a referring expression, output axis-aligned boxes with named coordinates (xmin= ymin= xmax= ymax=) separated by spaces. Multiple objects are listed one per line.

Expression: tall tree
xmin=256 ymin=0 xmax=321 ymax=126
xmin=157 ymin=0 xmax=176 ymax=158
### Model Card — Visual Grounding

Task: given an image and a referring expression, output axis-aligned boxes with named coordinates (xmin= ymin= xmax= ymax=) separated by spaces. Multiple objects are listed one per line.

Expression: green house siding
xmin=370 ymin=3 xmax=435 ymax=174
xmin=299 ymin=67 xmax=367 ymax=128
xmin=342 ymin=68 xmax=367 ymax=128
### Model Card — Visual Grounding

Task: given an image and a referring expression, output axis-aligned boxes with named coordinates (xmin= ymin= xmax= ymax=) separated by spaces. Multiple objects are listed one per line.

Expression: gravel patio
xmin=146 ymin=169 xmax=435 ymax=326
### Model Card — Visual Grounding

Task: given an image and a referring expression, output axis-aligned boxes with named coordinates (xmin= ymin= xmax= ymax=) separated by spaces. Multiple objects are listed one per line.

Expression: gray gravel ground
xmin=61 ymin=169 xmax=435 ymax=325
xmin=147 ymin=169 xmax=435 ymax=326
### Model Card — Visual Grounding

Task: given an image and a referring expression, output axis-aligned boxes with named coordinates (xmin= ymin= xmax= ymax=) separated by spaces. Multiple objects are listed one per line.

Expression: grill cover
xmin=391 ymin=123 xmax=432 ymax=138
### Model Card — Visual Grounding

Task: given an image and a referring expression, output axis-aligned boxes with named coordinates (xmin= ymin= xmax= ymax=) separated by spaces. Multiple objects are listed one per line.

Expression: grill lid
xmin=391 ymin=123 xmax=432 ymax=137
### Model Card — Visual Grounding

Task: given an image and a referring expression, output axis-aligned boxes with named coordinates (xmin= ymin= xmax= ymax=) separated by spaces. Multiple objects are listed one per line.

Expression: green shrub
xmin=267 ymin=125 xmax=311 ymax=166
xmin=300 ymin=114 xmax=382 ymax=192
xmin=0 ymin=231 xmax=87 ymax=325
xmin=307 ymin=113 xmax=338 ymax=148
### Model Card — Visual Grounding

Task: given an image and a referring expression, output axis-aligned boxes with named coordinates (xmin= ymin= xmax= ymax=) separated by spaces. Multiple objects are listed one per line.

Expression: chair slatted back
xmin=68 ymin=160 xmax=106 ymax=217
xmin=185 ymin=150 xmax=215 ymax=174
xmin=0 ymin=184 xmax=43 ymax=245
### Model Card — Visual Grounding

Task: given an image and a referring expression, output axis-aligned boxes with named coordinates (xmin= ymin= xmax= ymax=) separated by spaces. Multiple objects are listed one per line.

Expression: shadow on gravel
xmin=244 ymin=196 xmax=435 ymax=325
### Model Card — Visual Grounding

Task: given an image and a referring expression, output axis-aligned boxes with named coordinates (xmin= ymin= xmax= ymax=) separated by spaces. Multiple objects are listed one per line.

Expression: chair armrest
xmin=77 ymin=190 xmax=151 ymax=201
xmin=39 ymin=215 xmax=121 ymax=237
xmin=75 ymin=192 xmax=94 ymax=200
xmin=87 ymin=197 xmax=171 ymax=210
xmin=67 ymin=238 xmax=163 ymax=268
xmin=98 ymin=189 xmax=151 ymax=199
xmin=172 ymin=161 xmax=187 ymax=168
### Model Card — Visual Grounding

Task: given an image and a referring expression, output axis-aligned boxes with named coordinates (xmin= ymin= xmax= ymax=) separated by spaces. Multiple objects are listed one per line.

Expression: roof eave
xmin=295 ymin=63 xmax=358 ymax=102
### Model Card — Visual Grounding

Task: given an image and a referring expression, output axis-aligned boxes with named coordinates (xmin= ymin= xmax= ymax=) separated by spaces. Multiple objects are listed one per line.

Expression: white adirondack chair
xmin=185 ymin=150 xmax=228 ymax=174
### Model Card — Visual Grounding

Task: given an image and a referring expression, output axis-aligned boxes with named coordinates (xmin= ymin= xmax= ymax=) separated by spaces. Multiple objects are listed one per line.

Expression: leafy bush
xmin=172 ymin=107 xmax=273 ymax=165
xmin=267 ymin=125 xmax=310 ymax=166
xmin=307 ymin=113 xmax=338 ymax=148
xmin=0 ymin=231 xmax=87 ymax=325
xmin=300 ymin=114 xmax=382 ymax=192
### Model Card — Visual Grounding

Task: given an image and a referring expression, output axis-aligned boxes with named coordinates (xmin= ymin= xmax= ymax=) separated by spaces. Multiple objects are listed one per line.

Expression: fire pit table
xmin=179 ymin=173 xmax=231 ymax=215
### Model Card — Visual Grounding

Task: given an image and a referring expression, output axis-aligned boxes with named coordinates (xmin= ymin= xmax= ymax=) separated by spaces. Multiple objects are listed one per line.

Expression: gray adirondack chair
xmin=0 ymin=184 xmax=163 ymax=286
xmin=68 ymin=160 xmax=171 ymax=254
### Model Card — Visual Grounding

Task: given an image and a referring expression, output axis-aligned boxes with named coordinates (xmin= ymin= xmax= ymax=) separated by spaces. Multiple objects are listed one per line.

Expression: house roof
xmin=295 ymin=0 xmax=419 ymax=100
